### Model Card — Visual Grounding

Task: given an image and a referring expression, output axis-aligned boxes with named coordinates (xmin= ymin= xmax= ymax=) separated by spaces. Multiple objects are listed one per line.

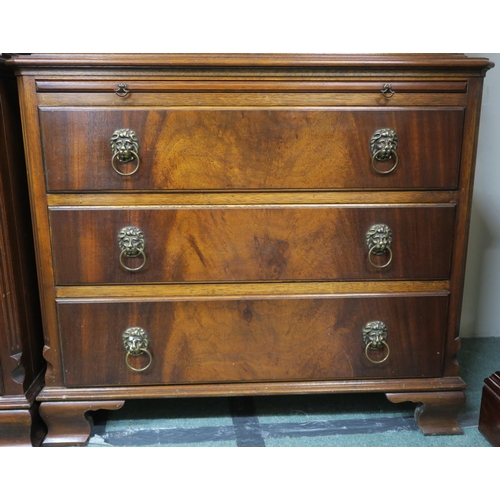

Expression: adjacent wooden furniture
xmin=0 ymin=58 xmax=45 ymax=446
xmin=7 ymin=53 xmax=493 ymax=446
xmin=479 ymin=372 xmax=500 ymax=446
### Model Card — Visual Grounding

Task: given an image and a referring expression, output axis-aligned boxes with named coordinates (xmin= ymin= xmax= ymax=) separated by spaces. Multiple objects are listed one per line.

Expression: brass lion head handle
xmin=366 ymin=223 xmax=393 ymax=269
xmin=362 ymin=321 xmax=390 ymax=364
xmin=370 ymin=128 xmax=399 ymax=174
xmin=117 ymin=226 xmax=146 ymax=272
xmin=110 ymin=128 xmax=140 ymax=176
xmin=122 ymin=327 xmax=152 ymax=372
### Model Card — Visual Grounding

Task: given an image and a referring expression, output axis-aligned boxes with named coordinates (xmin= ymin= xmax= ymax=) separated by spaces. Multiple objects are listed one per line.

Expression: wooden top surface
xmin=3 ymin=53 xmax=494 ymax=70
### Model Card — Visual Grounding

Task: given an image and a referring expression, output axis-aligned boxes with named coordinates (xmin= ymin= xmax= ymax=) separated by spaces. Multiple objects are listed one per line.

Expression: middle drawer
xmin=50 ymin=205 xmax=455 ymax=284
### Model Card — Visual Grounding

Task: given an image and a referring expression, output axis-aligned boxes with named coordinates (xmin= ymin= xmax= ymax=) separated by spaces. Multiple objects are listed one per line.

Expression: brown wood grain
xmin=442 ymin=77 xmax=488 ymax=377
xmin=55 ymin=280 xmax=450 ymax=300
xmin=478 ymin=372 xmax=500 ymax=446
xmin=0 ymin=71 xmax=44 ymax=396
xmin=11 ymin=54 xmax=493 ymax=442
xmin=39 ymin=107 xmax=464 ymax=191
xmin=386 ymin=391 xmax=465 ymax=435
xmin=0 ymin=406 xmax=46 ymax=446
xmin=49 ymin=205 xmax=456 ymax=284
xmin=35 ymin=80 xmax=469 ymax=93
xmin=6 ymin=52 xmax=493 ymax=70
xmin=37 ymin=92 xmax=468 ymax=108
xmin=57 ymin=295 xmax=448 ymax=387
xmin=46 ymin=191 xmax=460 ymax=207
xmin=37 ymin=377 xmax=467 ymax=401
xmin=0 ymin=65 xmax=46 ymax=447
xmin=17 ymin=76 xmax=62 ymax=388
xmin=39 ymin=400 xmax=124 ymax=446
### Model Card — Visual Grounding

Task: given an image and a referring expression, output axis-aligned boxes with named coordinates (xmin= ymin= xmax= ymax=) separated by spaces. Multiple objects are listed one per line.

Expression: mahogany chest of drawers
xmin=8 ymin=53 xmax=492 ymax=445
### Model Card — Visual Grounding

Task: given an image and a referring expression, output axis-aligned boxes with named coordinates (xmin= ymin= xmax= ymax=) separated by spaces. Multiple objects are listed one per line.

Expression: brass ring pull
xmin=371 ymin=150 xmax=399 ymax=175
xmin=368 ymin=244 xmax=393 ymax=269
xmin=110 ymin=129 xmax=140 ymax=176
xmin=117 ymin=226 xmax=146 ymax=272
xmin=119 ymin=247 xmax=146 ymax=271
xmin=381 ymin=83 xmax=395 ymax=98
xmin=115 ymin=83 xmax=130 ymax=97
xmin=111 ymin=150 xmax=140 ymax=176
xmin=362 ymin=321 xmax=390 ymax=364
xmin=366 ymin=224 xmax=393 ymax=269
xmin=122 ymin=327 xmax=152 ymax=372
xmin=125 ymin=348 xmax=153 ymax=372
xmin=365 ymin=341 xmax=390 ymax=364
xmin=370 ymin=128 xmax=399 ymax=175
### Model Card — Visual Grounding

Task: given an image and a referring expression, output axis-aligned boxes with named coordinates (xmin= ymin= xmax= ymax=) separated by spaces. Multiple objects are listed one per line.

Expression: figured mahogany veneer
xmin=39 ymin=107 xmax=464 ymax=191
xmin=57 ymin=295 xmax=449 ymax=387
xmin=7 ymin=53 xmax=492 ymax=445
xmin=50 ymin=205 xmax=455 ymax=284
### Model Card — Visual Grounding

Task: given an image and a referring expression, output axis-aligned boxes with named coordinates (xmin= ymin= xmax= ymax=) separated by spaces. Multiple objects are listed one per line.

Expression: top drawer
xmin=39 ymin=106 xmax=464 ymax=192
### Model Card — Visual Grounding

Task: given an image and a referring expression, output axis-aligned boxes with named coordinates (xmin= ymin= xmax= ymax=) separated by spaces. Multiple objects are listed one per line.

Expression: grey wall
xmin=461 ymin=53 xmax=500 ymax=337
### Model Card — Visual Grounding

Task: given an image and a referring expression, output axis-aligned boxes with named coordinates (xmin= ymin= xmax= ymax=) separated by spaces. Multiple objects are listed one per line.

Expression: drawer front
xmin=39 ymin=107 xmax=464 ymax=191
xmin=58 ymin=295 xmax=448 ymax=387
xmin=50 ymin=205 xmax=455 ymax=284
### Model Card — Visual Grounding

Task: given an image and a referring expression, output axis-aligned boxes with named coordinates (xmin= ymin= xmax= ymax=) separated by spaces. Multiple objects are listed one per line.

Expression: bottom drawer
xmin=57 ymin=295 xmax=448 ymax=387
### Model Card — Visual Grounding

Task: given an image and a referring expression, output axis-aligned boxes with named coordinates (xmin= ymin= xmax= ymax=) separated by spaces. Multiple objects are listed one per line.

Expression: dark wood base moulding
xmin=0 ymin=372 xmax=46 ymax=446
xmin=36 ymin=378 xmax=467 ymax=445
xmin=39 ymin=401 xmax=124 ymax=447
xmin=0 ymin=404 xmax=46 ymax=447
xmin=386 ymin=391 xmax=465 ymax=435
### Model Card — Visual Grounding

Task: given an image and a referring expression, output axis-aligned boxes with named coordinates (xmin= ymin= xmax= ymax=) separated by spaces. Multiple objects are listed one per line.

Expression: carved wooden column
xmin=0 ymin=56 xmax=45 ymax=446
